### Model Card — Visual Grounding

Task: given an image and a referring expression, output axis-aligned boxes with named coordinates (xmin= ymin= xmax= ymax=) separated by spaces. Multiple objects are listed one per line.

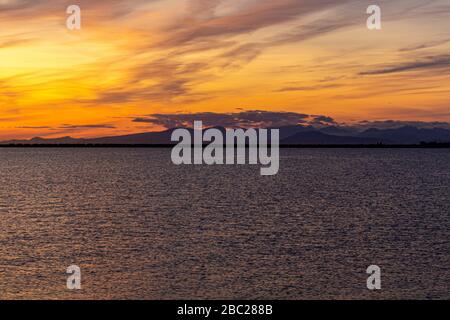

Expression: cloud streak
xmin=360 ymin=55 xmax=450 ymax=75
xmin=133 ymin=110 xmax=336 ymax=128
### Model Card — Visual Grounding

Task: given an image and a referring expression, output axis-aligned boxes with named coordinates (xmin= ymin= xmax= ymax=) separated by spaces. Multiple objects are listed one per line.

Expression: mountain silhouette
xmin=1 ymin=125 xmax=450 ymax=145
xmin=358 ymin=126 xmax=450 ymax=144
xmin=281 ymin=131 xmax=385 ymax=145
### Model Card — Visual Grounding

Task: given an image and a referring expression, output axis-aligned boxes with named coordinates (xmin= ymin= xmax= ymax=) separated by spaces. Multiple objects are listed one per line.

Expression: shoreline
xmin=0 ymin=144 xmax=449 ymax=148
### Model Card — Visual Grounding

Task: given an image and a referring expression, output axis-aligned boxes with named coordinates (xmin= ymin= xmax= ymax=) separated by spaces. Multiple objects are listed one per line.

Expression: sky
xmin=1 ymin=0 xmax=450 ymax=139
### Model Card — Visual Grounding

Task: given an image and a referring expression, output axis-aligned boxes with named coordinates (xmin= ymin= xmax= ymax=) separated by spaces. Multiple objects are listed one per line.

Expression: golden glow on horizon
xmin=1 ymin=0 xmax=450 ymax=139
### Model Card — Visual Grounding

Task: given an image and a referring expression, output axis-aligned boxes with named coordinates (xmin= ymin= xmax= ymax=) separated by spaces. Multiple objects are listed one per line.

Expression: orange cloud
xmin=1 ymin=0 xmax=450 ymax=139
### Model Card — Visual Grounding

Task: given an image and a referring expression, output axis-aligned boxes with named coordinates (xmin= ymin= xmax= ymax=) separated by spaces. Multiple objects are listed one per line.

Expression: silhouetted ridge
xmin=1 ymin=125 xmax=450 ymax=145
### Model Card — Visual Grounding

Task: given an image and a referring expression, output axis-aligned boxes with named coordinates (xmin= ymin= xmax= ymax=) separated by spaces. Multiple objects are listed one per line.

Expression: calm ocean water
xmin=0 ymin=148 xmax=448 ymax=299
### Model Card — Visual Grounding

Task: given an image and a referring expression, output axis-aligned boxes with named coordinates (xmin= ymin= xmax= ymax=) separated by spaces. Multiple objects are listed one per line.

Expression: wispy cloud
xmin=2 ymin=0 xmax=450 ymax=139
xmin=399 ymin=39 xmax=450 ymax=52
xmin=59 ymin=124 xmax=116 ymax=129
xmin=276 ymin=84 xmax=341 ymax=92
xmin=360 ymin=55 xmax=450 ymax=75
xmin=133 ymin=110 xmax=336 ymax=128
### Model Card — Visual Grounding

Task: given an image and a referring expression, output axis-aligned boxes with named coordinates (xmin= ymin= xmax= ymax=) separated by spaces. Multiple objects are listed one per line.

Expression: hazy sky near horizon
xmin=1 ymin=0 xmax=450 ymax=139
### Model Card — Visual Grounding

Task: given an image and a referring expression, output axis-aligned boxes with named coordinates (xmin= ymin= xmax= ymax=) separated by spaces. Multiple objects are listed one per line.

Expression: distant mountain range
xmin=2 ymin=125 xmax=450 ymax=145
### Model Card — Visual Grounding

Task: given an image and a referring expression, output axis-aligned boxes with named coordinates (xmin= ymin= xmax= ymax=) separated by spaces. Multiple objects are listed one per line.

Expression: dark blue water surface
xmin=0 ymin=148 xmax=449 ymax=299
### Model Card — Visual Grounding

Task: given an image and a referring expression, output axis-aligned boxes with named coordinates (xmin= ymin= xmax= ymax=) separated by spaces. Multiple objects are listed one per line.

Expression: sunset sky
xmin=1 ymin=0 xmax=450 ymax=139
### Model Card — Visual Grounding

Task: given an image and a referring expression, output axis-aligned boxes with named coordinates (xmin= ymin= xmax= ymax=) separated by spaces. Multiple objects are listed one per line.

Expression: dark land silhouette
xmin=1 ymin=125 xmax=450 ymax=147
